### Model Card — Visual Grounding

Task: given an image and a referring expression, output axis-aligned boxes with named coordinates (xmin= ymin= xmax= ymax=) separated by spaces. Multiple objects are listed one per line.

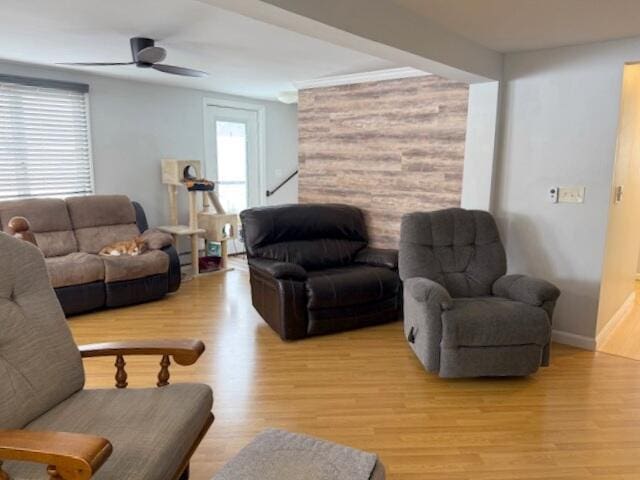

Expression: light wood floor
xmin=599 ymin=282 xmax=640 ymax=361
xmin=69 ymin=261 xmax=640 ymax=479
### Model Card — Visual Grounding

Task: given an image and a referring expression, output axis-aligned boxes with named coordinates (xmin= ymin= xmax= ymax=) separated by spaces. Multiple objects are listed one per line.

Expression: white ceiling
xmin=0 ymin=0 xmax=396 ymax=100
xmin=393 ymin=0 xmax=640 ymax=53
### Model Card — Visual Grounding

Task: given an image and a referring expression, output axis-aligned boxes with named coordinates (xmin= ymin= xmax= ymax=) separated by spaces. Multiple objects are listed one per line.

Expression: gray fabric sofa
xmin=0 ymin=232 xmax=213 ymax=479
xmin=399 ymin=208 xmax=560 ymax=378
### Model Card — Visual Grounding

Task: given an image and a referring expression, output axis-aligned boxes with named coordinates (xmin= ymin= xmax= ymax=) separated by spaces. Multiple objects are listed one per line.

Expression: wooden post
xmin=115 ymin=355 xmax=128 ymax=389
xmin=191 ymin=233 xmax=199 ymax=276
xmin=188 ymin=191 xmax=198 ymax=230
xmin=167 ymin=185 xmax=178 ymax=226
xmin=157 ymin=355 xmax=171 ymax=387
xmin=220 ymin=239 xmax=228 ymax=269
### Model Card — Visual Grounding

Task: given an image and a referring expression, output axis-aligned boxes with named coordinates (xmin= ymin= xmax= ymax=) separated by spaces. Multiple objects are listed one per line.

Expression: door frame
xmin=202 ymin=96 xmax=267 ymax=206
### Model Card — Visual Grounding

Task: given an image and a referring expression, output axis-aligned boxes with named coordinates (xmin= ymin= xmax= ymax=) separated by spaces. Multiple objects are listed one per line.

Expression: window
xmin=0 ymin=75 xmax=93 ymax=199
xmin=215 ymin=120 xmax=248 ymax=213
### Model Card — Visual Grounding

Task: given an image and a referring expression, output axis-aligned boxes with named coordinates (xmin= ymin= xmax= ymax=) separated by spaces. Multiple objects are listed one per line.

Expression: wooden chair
xmin=0 ymin=233 xmax=213 ymax=479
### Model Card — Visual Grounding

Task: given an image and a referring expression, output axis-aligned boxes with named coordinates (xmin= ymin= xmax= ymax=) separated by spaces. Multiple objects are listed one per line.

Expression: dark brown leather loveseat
xmin=240 ymin=203 xmax=402 ymax=340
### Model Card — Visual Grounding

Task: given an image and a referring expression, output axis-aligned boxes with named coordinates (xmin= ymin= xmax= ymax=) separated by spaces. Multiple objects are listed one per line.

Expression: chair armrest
xmin=79 ymin=339 xmax=204 ymax=366
xmin=354 ymin=247 xmax=398 ymax=269
xmin=0 ymin=430 xmax=112 ymax=480
xmin=405 ymin=277 xmax=453 ymax=310
xmin=248 ymin=258 xmax=307 ymax=281
xmin=493 ymin=274 xmax=560 ymax=306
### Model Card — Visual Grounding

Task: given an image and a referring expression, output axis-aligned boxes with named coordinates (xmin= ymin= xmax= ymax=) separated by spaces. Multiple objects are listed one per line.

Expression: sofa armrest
xmin=354 ymin=247 xmax=398 ymax=269
xmin=140 ymin=229 xmax=174 ymax=250
xmin=405 ymin=277 xmax=453 ymax=310
xmin=248 ymin=258 xmax=307 ymax=281
xmin=493 ymin=274 xmax=560 ymax=306
xmin=79 ymin=339 xmax=205 ymax=365
xmin=0 ymin=430 xmax=112 ymax=480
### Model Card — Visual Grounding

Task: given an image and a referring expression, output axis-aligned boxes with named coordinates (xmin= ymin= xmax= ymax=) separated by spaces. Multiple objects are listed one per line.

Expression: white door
xmin=204 ymin=105 xmax=261 ymax=214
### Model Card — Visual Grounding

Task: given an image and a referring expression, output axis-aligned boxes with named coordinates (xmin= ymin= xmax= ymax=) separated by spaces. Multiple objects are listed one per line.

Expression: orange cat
xmin=99 ymin=236 xmax=147 ymax=256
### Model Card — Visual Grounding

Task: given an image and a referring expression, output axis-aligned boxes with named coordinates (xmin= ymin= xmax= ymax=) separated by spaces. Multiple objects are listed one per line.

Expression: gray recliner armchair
xmin=399 ymin=208 xmax=560 ymax=378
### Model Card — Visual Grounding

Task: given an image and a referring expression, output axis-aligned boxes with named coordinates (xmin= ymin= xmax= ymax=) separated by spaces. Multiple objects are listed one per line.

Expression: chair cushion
xmin=102 ymin=250 xmax=169 ymax=283
xmin=0 ymin=234 xmax=84 ymax=430
xmin=5 ymin=384 xmax=213 ymax=480
xmin=45 ymin=253 xmax=105 ymax=288
xmin=306 ymin=266 xmax=400 ymax=310
xmin=0 ymin=198 xmax=78 ymax=257
xmin=441 ymin=297 xmax=551 ymax=348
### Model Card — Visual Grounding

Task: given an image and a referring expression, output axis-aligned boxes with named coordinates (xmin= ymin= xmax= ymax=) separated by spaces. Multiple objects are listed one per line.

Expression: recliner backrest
xmin=66 ymin=195 xmax=140 ymax=254
xmin=0 ymin=233 xmax=85 ymax=429
xmin=240 ymin=203 xmax=368 ymax=270
xmin=399 ymin=208 xmax=506 ymax=297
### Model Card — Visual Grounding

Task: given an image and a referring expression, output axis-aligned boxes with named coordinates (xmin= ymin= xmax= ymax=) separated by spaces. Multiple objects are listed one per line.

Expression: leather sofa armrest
xmin=248 ymin=258 xmax=307 ymax=281
xmin=0 ymin=430 xmax=112 ymax=480
xmin=405 ymin=277 xmax=453 ymax=310
xmin=354 ymin=247 xmax=398 ymax=269
xmin=492 ymin=274 xmax=560 ymax=306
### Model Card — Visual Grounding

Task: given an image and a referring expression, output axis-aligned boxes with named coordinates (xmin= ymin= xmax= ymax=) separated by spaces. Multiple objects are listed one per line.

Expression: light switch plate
xmin=558 ymin=186 xmax=585 ymax=203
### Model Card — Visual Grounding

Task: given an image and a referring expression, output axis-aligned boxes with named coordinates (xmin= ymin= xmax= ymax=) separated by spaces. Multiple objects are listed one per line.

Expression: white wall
xmin=495 ymin=36 xmax=640 ymax=344
xmin=0 ymin=60 xmax=298 ymax=226
xmin=461 ymin=81 xmax=500 ymax=211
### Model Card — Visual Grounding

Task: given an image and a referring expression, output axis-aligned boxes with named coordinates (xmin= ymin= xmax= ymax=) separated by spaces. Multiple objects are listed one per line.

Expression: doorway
xmin=596 ymin=62 xmax=640 ymax=360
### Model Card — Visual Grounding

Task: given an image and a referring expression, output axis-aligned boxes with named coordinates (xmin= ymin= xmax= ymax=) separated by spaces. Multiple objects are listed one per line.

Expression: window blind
xmin=0 ymin=75 xmax=93 ymax=199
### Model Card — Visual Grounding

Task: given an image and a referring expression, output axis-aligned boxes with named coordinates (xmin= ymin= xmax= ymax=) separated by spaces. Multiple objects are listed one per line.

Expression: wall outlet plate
xmin=549 ymin=187 xmax=559 ymax=203
xmin=558 ymin=186 xmax=586 ymax=203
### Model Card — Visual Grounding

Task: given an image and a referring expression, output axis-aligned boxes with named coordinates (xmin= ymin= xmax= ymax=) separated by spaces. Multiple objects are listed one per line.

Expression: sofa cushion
xmin=0 ymin=198 xmax=78 ymax=257
xmin=75 ymin=224 xmax=141 ymax=254
xmin=66 ymin=195 xmax=141 ymax=253
xmin=0 ymin=234 xmax=84 ymax=430
xmin=441 ymin=297 xmax=551 ymax=349
xmin=45 ymin=253 xmax=105 ymax=288
xmin=102 ymin=250 xmax=170 ymax=283
xmin=5 ymin=384 xmax=213 ymax=480
xmin=66 ymin=194 xmax=137 ymax=229
xmin=240 ymin=204 xmax=368 ymax=270
xmin=306 ymin=266 xmax=400 ymax=310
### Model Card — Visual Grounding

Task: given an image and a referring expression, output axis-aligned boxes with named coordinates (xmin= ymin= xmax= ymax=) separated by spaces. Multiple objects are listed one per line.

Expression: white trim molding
xmin=596 ymin=292 xmax=636 ymax=348
xmin=202 ymin=96 xmax=268 ymax=206
xmin=552 ymin=330 xmax=597 ymax=351
xmin=294 ymin=67 xmax=430 ymax=90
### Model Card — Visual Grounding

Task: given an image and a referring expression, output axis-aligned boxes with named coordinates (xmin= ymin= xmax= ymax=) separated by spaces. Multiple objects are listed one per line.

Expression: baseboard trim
xmin=596 ymin=292 xmax=636 ymax=348
xmin=552 ymin=330 xmax=596 ymax=351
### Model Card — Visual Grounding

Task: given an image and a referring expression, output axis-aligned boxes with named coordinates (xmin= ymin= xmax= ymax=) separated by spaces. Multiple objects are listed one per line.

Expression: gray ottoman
xmin=214 ymin=429 xmax=385 ymax=480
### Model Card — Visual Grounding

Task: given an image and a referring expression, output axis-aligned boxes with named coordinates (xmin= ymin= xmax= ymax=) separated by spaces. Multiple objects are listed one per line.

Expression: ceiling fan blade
xmin=137 ymin=46 xmax=166 ymax=64
xmin=57 ymin=62 xmax=134 ymax=66
xmin=152 ymin=64 xmax=208 ymax=77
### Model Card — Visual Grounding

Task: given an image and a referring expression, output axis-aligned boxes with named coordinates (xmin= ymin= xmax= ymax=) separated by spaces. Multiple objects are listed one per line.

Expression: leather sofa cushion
xmin=441 ymin=297 xmax=551 ymax=348
xmin=46 ymin=253 xmax=105 ymax=288
xmin=241 ymin=204 xmax=368 ymax=269
xmin=66 ymin=194 xmax=137 ymax=229
xmin=0 ymin=198 xmax=78 ymax=257
xmin=306 ymin=265 xmax=400 ymax=310
xmin=6 ymin=384 xmax=213 ymax=480
xmin=102 ymin=250 xmax=169 ymax=283
xmin=75 ymin=224 xmax=141 ymax=254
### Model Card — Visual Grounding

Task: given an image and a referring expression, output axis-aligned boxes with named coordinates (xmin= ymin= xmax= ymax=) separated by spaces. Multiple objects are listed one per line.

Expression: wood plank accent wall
xmin=298 ymin=75 xmax=469 ymax=248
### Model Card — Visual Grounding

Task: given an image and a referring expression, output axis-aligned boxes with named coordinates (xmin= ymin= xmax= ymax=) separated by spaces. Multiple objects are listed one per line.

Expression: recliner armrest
xmin=493 ymin=274 xmax=560 ymax=306
xmin=354 ymin=247 xmax=398 ymax=269
xmin=405 ymin=277 xmax=453 ymax=310
xmin=249 ymin=258 xmax=307 ymax=281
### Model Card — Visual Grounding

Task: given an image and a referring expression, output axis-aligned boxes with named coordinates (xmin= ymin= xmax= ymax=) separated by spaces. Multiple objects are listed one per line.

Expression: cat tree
xmin=159 ymin=159 xmax=238 ymax=276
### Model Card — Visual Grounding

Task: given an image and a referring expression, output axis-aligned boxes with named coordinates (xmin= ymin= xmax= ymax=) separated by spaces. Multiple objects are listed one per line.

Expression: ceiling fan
xmin=58 ymin=37 xmax=208 ymax=77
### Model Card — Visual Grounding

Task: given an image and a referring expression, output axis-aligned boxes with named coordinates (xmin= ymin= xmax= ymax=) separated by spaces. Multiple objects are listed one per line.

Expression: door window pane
xmin=216 ymin=120 xmax=247 ymax=213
